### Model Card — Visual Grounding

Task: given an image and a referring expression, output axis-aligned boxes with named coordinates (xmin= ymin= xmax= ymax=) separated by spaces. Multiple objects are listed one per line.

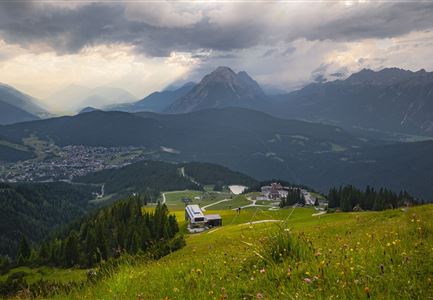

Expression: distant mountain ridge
xmin=109 ymin=82 xmax=195 ymax=113
xmin=269 ymin=67 xmax=433 ymax=136
xmin=48 ymin=84 xmax=137 ymax=112
xmin=104 ymin=66 xmax=433 ymax=137
xmin=0 ymin=83 xmax=51 ymax=124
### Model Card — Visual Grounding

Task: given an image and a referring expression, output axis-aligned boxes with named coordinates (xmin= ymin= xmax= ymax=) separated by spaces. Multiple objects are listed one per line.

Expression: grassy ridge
xmin=53 ymin=205 xmax=433 ymax=299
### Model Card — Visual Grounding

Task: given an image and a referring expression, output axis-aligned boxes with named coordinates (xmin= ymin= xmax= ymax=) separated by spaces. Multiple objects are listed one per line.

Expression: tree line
xmin=327 ymin=185 xmax=416 ymax=212
xmin=279 ymin=188 xmax=306 ymax=208
xmin=0 ymin=182 xmax=98 ymax=258
xmin=14 ymin=196 xmax=184 ymax=269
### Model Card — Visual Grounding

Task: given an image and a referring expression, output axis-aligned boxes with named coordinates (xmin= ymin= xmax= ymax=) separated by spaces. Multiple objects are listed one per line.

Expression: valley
xmin=1 ymin=2 xmax=433 ymax=299
xmin=0 ymin=144 xmax=155 ymax=182
xmin=1 ymin=107 xmax=433 ymax=199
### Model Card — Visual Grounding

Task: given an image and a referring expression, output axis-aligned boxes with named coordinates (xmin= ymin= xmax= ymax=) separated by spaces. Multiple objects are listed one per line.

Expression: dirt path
xmin=312 ymin=211 xmax=327 ymax=216
xmin=201 ymin=199 xmax=231 ymax=211
xmin=239 ymin=220 xmax=281 ymax=225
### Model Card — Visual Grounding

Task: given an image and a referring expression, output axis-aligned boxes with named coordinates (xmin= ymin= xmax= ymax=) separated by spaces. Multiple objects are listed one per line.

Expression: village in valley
xmin=169 ymin=182 xmax=328 ymax=233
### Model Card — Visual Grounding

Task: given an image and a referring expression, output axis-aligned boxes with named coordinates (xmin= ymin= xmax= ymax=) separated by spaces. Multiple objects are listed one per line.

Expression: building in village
xmin=260 ymin=182 xmax=289 ymax=200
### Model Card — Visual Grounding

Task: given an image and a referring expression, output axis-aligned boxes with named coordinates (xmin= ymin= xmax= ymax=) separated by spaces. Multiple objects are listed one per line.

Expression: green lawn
xmin=204 ymin=195 xmax=252 ymax=210
xmin=52 ymin=205 xmax=433 ymax=299
xmin=162 ymin=190 xmax=233 ymax=210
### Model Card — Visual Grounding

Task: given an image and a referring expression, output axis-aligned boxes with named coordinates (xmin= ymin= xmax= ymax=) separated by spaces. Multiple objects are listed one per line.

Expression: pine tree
xmin=64 ymin=230 xmax=80 ymax=267
xmin=16 ymin=236 xmax=31 ymax=263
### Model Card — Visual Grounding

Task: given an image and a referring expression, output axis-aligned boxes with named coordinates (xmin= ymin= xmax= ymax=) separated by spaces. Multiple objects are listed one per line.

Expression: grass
xmin=0 ymin=266 xmax=87 ymax=285
xmin=162 ymin=190 xmax=233 ymax=210
xmin=48 ymin=204 xmax=433 ymax=299
xmin=204 ymin=195 xmax=251 ymax=210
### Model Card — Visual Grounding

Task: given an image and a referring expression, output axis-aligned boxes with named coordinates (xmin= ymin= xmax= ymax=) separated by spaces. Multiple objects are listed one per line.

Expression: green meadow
xmin=0 ymin=266 xmax=87 ymax=286
xmin=44 ymin=200 xmax=433 ymax=300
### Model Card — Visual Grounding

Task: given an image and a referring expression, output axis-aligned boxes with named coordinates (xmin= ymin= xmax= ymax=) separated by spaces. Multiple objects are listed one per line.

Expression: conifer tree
xmin=64 ymin=230 xmax=80 ymax=267
xmin=16 ymin=236 xmax=31 ymax=263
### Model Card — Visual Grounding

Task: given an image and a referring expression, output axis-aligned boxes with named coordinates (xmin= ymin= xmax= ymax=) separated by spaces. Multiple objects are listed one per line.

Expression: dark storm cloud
xmin=0 ymin=2 xmax=262 ymax=56
xmin=294 ymin=3 xmax=433 ymax=42
xmin=0 ymin=1 xmax=433 ymax=56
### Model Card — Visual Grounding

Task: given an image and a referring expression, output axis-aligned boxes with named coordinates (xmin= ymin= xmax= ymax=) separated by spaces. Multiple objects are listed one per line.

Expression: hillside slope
xmin=74 ymin=160 xmax=257 ymax=196
xmin=56 ymin=205 xmax=433 ymax=299
xmin=0 ymin=100 xmax=39 ymax=125
xmin=0 ymin=182 xmax=98 ymax=257
xmin=0 ymin=83 xmax=49 ymax=123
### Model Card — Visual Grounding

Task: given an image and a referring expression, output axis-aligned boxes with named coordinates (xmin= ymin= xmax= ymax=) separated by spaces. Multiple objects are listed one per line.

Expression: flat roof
xmin=185 ymin=205 xmax=205 ymax=220
xmin=205 ymin=214 xmax=222 ymax=220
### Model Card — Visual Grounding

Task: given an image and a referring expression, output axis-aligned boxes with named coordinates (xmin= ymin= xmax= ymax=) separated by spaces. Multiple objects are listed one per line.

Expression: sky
xmin=0 ymin=0 xmax=433 ymax=113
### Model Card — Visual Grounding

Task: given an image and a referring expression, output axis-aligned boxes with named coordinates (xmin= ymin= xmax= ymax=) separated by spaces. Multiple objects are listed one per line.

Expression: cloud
xmin=1 ymin=1 xmax=433 ymax=110
xmin=0 ymin=1 xmax=432 ymax=57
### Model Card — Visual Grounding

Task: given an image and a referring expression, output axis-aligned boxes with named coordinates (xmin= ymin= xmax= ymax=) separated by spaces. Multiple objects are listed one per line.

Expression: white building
xmin=185 ymin=205 xmax=222 ymax=233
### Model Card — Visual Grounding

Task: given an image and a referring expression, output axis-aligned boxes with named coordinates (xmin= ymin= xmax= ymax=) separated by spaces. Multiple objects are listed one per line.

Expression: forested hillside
xmin=23 ymin=199 xmax=183 ymax=268
xmin=74 ymin=160 xmax=257 ymax=197
xmin=327 ymin=185 xmax=417 ymax=212
xmin=0 ymin=144 xmax=34 ymax=162
xmin=74 ymin=161 xmax=200 ymax=197
xmin=181 ymin=162 xmax=257 ymax=186
xmin=0 ymin=182 xmax=99 ymax=257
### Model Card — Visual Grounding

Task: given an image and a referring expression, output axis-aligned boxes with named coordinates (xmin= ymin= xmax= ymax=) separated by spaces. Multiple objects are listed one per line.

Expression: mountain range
xmin=0 ymin=83 xmax=51 ymax=125
xmin=105 ymin=66 xmax=433 ymax=137
xmin=268 ymin=68 xmax=433 ymax=137
xmin=47 ymin=84 xmax=137 ymax=112
xmin=2 ymin=66 xmax=433 ymax=138
xmin=108 ymin=82 xmax=195 ymax=113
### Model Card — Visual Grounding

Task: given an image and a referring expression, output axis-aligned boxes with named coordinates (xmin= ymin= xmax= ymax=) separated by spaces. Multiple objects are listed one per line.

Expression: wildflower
xmin=260 ymin=268 xmax=266 ymax=274
xmin=364 ymin=287 xmax=370 ymax=298
xmin=305 ymin=271 xmax=310 ymax=276
xmin=173 ymin=288 xmax=179 ymax=293
xmin=304 ymin=278 xmax=312 ymax=284
xmin=256 ymin=293 xmax=264 ymax=299
xmin=208 ymin=291 xmax=214 ymax=296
